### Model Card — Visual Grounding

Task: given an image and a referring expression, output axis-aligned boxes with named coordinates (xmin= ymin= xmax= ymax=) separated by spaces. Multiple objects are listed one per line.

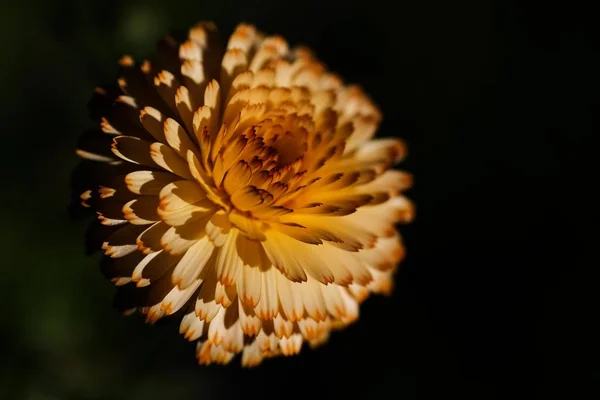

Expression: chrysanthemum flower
xmin=75 ymin=22 xmax=413 ymax=366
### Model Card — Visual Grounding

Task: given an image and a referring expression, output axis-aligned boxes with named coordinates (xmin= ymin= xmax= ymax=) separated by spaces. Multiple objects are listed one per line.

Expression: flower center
xmin=202 ymin=113 xmax=315 ymax=228
xmin=254 ymin=115 xmax=310 ymax=168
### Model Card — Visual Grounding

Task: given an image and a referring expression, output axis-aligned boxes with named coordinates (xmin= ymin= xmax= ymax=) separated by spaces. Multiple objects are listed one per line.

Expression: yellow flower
xmin=76 ymin=22 xmax=414 ymax=366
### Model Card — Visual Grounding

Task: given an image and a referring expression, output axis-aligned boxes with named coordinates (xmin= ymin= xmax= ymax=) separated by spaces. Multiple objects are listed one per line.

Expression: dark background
xmin=0 ymin=0 xmax=596 ymax=399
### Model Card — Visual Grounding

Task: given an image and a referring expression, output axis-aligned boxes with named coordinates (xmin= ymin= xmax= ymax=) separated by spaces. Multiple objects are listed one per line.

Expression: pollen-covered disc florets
xmin=75 ymin=22 xmax=414 ymax=366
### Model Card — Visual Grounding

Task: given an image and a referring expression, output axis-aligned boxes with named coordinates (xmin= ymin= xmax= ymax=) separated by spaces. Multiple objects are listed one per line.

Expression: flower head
xmin=76 ymin=22 xmax=413 ymax=366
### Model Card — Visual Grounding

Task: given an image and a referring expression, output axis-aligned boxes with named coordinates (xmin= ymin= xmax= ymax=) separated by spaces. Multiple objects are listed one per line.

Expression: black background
xmin=0 ymin=0 xmax=596 ymax=399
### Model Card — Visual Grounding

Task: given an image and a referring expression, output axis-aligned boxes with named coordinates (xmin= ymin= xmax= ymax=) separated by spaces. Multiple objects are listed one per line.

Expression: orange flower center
xmin=202 ymin=112 xmax=318 ymax=225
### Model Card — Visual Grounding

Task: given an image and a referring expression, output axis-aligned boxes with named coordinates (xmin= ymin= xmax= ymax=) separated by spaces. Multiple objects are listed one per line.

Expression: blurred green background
xmin=0 ymin=0 xmax=596 ymax=399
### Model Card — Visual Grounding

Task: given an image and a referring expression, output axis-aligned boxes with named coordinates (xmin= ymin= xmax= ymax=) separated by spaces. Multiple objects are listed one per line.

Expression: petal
xmin=358 ymin=233 xmax=405 ymax=271
xmin=215 ymin=281 xmax=236 ymax=308
xmin=125 ymin=170 xmax=178 ymax=195
xmin=123 ymin=197 xmax=160 ymax=225
xmin=355 ymin=169 xmax=413 ymax=195
xmin=161 ymin=218 xmax=209 ymax=255
xmin=175 ymin=86 xmax=195 ymax=134
xmin=335 ymin=138 xmax=406 ymax=172
xmin=160 ymin=278 xmax=202 ymax=315
xmin=273 ymin=314 xmax=294 ymax=338
xmin=163 ymin=118 xmax=198 ymax=159
xmin=150 ymin=142 xmax=194 ymax=179
xmin=320 ymin=283 xmax=347 ymax=319
xmin=226 ymin=24 xmax=257 ymax=53
xmin=102 ymin=224 xmax=147 ymax=258
xmin=111 ymin=136 xmax=155 ymax=166
xmin=206 ymin=211 xmax=231 ymax=246
xmin=330 ymin=245 xmax=372 ymax=285
xmin=153 ymin=70 xmax=180 ymax=114
xmin=222 ymin=319 xmax=243 ymax=353
xmin=230 ymin=186 xmax=272 ymax=213
xmin=134 ymin=249 xmax=182 ymax=282
xmin=195 ymin=272 xmax=222 ymax=322
xmin=139 ymin=106 xmax=167 ymax=143
xmin=207 ymin=307 xmax=226 ymax=345
xmin=229 ymin=211 xmax=267 ymax=241
xmin=263 ymin=229 xmax=336 ymax=283
xmin=197 ymin=342 xmax=235 ymax=365
xmin=158 ymin=202 xmax=214 ymax=227
xmin=187 ymin=151 xmax=227 ymax=209
xmin=221 ymin=48 xmax=248 ymax=100
xmin=204 ymin=80 xmax=221 ymax=119
xmin=172 ymin=235 xmax=215 ymax=289
xmin=76 ymin=130 xmax=119 ymax=163
xmin=279 ymin=334 xmax=303 ymax=356
xmin=345 ymin=115 xmax=379 ymax=153
xmin=180 ymin=311 xmax=205 ymax=341
xmin=223 ymin=161 xmax=253 ymax=196
xmin=366 ymin=267 xmax=395 ymax=295
xmin=297 ymin=318 xmax=319 ymax=341
xmin=241 ymin=340 xmax=264 ymax=367
xmin=254 ymin=267 xmax=278 ymax=320
xmin=345 ymin=196 xmax=415 ymax=237
xmin=192 ymin=106 xmax=213 ymax=166
xmin=215 ymin=229 xmax=242 ymax=285
xmin=158 ymin=180 xmax=208 ymax=211
xmin=279 ymin=214 xmax=377 ymax=251
xmin=238 ymin=298 xmax=261 ymax=336
xmin=236 ymin=235 xmax=267 ymax=307
xmin=137 ymin=222 xmax=170 ymax=254
xmin=131 ymin=251 xmax=160 ymax=282
xmin=299 ymin=278 xmax=328 ymax=321
xmin=276 ymin=270 xmax=304 ymax=322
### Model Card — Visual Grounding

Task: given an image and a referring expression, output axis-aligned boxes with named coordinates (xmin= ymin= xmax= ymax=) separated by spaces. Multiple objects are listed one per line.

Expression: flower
xmin=75 ymin=22 xmax=414 ymax=366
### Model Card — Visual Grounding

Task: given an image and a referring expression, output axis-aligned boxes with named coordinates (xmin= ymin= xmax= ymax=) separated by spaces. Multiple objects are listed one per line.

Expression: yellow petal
xmin=111 ymin=136 xmax=155 ymax=166
xmin=125 ymin=170 xmax=177 ymax=195
xmin=172 ymin=235 xmax=214 ymax=289
xmin=207 ymin=307 xmax=226 ymax=345
xmin=279 ymin=334 xmax=303 ymax=356
xmin=276 ymin=271 xmax=303 ymax=322
xmin=137 ymin=222 xmax=170 ymax=254
xmin=221 ymin=48 xmax=248 ymax=100
xmin=254 ymin=267 xmax=278 ymax=320
xmin=299 ymin=278 xmax=328 ymax=321
xmin=223 ymin=161 xmax=253 ymax=196
xmin=215 ymin=229 xmax=242 ymax=285
xmin=159 ymin=180 xmax=208 ymax=212
xmin=227 ymin=24 xmax=257 ymax=53
xmin=123 ymin=197 xmax=160 ymax=225
xmin=139 ymin=107 xmax=166 ymax=143
xmin=150 ymin=142 xmax=194 ymax=179
xmin=238 ymin=298 xmax=261 ymax=336
xmin=180 ymin=311 xmax=205 ymax=341
xmin=229 ymin=211 xmax=267 ymax=241
xmin=102 ymin=224 xmax=146 ymax=258
xmin=161 ymin=219 xmax=208 ymax=255
xmin=222 ymin=318 xmax=243 ymax=353
xmin=163 ymin=118 xmax=198 ymax=159
xmin=236 ymin=236 xmax=265 ymax=307
xmin=273 ymin=314 xmax=294 ymax=338
xmin=160 ymin=278 xmax=202 ymax=315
